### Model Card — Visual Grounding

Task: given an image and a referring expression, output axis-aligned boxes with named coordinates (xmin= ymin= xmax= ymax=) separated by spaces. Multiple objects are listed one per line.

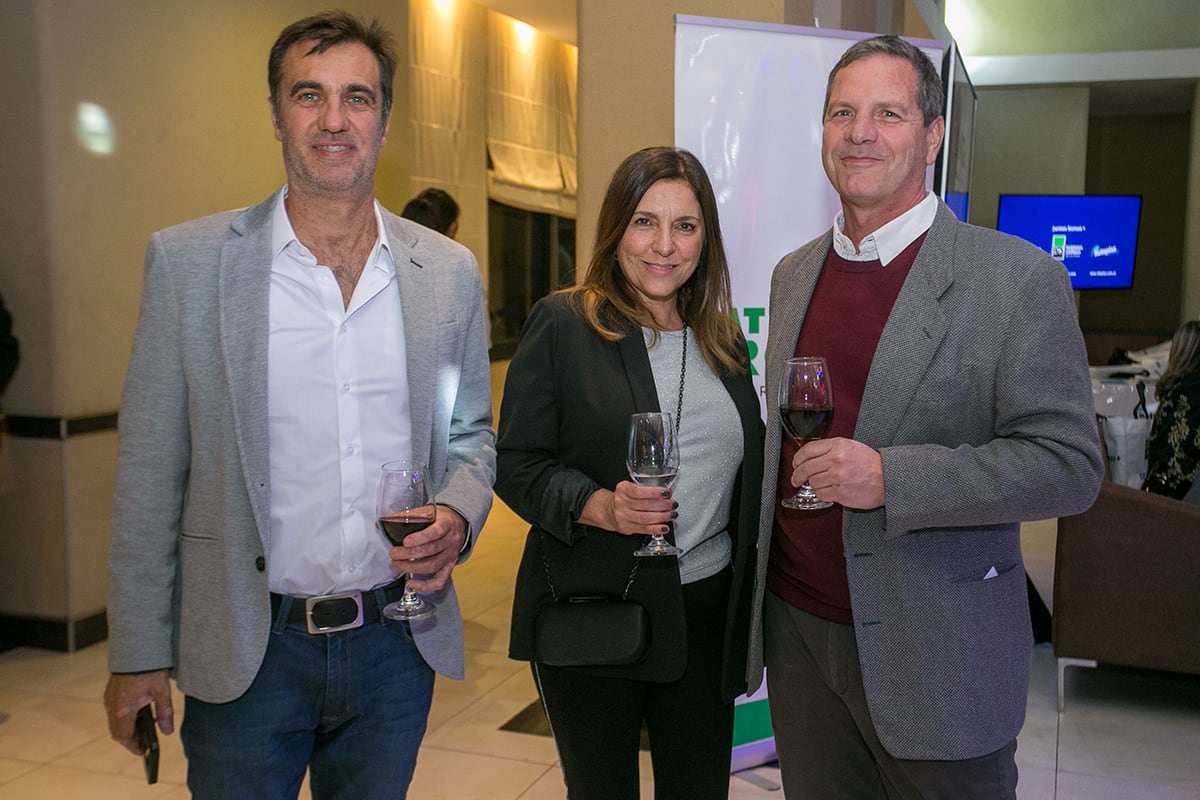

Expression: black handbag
xmin=533 ymin=596 xmax=649 ymax=667
xmin=531 ymin=534 xmax=651 ymax=668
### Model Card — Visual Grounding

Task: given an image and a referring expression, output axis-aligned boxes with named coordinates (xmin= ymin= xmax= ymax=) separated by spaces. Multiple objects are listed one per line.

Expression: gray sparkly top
xmin=644 ymin=328 xmax=743 ymax=584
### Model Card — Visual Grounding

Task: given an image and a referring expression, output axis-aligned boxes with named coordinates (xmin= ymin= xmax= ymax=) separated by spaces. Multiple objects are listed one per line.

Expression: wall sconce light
xmin=513 ymin=19 xmax=535 ymax=53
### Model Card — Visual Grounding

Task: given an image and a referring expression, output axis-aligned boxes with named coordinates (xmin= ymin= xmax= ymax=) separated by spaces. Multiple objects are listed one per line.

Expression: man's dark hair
xmin=824 ymin=35 xmax=944 ymax=126
xmin=268 ymin=10 xmax=399 ymax=121
xmin=401 ymin=188 xmax=460 ymax=236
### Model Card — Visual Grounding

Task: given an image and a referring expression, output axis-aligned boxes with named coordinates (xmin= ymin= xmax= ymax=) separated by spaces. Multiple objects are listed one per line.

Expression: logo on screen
xmin=1091 ymin=245 xmax=1119 ymax=258
xmin=1050 ymin=234 xmax=1066 ymax=260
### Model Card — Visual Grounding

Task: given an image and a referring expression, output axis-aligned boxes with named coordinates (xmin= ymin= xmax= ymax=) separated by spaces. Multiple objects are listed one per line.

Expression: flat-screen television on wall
xmin=996 ymin=194 xmax=1142 ymax=290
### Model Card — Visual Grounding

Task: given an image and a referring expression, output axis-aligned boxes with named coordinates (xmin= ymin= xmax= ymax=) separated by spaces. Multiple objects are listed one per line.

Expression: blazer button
xmin=255 ymin=556 xmax=266 ymax=572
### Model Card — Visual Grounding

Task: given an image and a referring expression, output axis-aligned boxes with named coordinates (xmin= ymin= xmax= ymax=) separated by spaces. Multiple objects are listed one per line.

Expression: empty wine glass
xmin=627 ymin=412 xmax=681 ymax=557
xmin=377 ymin=460 xmax=436 ymax=621
xmin=778 ymin=357 xmax=834 ymax=511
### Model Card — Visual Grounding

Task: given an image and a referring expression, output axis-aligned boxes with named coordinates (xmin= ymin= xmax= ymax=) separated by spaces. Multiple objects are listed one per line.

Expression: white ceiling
xmin=476 ymin=1 xmax=1195 ymax=115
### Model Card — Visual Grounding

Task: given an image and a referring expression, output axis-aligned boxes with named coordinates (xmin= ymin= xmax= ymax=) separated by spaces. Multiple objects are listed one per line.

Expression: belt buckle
xmin=304 ymin=592 xmax=364 ymax=634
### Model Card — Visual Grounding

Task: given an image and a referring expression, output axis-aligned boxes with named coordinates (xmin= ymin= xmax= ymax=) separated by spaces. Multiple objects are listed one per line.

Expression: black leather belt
xmin=270 ymin=578 xmax=406 ymax=634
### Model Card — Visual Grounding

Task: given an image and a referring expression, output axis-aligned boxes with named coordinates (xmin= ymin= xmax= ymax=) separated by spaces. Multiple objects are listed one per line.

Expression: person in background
xmin=401 ymin=187 xmax=460 ymax=239
xmin=0 ymin=290 xmax=17 ymax=454
xmin=102 ymin=11 xmax=495 ymax=798
xmin=748 ymin=35 xmax=1103 ymax=799
xmin=1143 ymin=319 xmax=1200 ymax=499
xmin=0 ymin=291 xmax=17 ymax=397
xmin=401 ymin=187 xmax=493 ymax=349
xmin=496 ymin=146 xmax=763 ymax=800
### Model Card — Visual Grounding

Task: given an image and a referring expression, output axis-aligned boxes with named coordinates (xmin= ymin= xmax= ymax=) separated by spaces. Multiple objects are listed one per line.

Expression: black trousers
xmin=533 ymin=567 xmax=734 ymax=800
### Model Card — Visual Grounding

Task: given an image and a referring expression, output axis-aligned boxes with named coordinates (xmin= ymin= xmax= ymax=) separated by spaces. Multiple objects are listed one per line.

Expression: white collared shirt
xmin=266 ymin=187 xmax=412 ymax=595
xmin=832 ymin=191 xmax=939 ymax=265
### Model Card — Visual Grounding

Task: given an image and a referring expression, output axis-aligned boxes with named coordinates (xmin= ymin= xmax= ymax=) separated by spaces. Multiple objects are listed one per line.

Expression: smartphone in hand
xmin=135 ymin=705 xmax=159 ymax=784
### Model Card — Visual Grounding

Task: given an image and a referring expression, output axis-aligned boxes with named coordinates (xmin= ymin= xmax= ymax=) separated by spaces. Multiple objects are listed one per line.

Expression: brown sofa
xmin=1052 ymin=479 xmax=1200 ymax=710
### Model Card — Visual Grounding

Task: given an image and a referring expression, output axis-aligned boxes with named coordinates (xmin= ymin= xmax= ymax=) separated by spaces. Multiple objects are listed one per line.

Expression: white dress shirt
xmin=267 ymin=188 xmax=412 ymax=595
xmin=833 ymin=191 xmax=939 ymax=265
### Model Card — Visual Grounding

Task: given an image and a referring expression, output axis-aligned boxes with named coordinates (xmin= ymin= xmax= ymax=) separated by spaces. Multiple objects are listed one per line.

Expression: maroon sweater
xmin=767 ymin=234 xmax=925 ymax=623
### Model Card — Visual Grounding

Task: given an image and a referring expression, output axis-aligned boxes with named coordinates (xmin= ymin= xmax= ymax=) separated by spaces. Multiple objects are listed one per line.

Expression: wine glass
xmin=626 ymin=412 xmax=681 ymax=557
xmin=377 ymin=460 xmax=436 ymax=621
xmin=779 ymin=357 xmax=834 ymax=510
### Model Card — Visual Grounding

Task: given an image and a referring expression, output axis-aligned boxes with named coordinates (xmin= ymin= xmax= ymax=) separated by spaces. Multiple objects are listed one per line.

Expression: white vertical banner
xmin=674 ymin=16 xmax=942 ymax=411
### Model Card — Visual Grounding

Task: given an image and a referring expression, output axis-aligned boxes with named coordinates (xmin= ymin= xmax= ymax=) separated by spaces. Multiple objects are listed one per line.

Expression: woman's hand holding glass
xmin=626 ymin=411 xmax=681 ymax=557
xmin=608 ymin=480 xmax=678 ymax=535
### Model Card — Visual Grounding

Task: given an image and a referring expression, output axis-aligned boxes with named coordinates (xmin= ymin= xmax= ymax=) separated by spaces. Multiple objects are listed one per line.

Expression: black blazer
xmin=496 ymin=294 xmax=763 ymax=699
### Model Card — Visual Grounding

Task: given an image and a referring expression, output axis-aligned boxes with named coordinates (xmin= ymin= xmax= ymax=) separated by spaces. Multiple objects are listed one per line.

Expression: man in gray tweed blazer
xmin=747 ymin=36 xmax=1103 ymax=798
xmin=102 ymin=12 xmax=494 ymax=799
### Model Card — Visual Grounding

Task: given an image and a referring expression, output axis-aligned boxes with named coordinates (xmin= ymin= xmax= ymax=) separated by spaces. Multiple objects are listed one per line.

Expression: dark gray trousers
xmin=764 ymin=591 xmax=1018 ymax=800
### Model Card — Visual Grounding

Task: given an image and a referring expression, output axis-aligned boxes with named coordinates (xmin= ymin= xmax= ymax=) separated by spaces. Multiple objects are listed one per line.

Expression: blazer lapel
xmin=766 ymin=237 xmax=827 ymax=410
xmin=386 ymin=215 xmax=436 ymax=465
xmin=855 ymin=204 xmax=955 ymax=448
xmin=219 ymin=193 xmax=277 ymax=544
xmin=617 ymin=326 xmax=663 ymax=414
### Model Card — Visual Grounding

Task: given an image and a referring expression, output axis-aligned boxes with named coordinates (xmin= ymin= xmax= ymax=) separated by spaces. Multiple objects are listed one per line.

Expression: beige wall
xmin=967 ymin=86 xmax=1090 ymax=232
xmin=1082 ymin=113 xmax=1191 ymax=338
xmin=1 ymin=0 xmax=410 ymax=419
xmin=1187 ymin=80 xmax=1200 ymax=322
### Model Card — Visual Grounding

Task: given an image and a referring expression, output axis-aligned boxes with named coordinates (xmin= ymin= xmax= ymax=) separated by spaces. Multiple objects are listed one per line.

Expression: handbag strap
xmin=673 ymin=327 xmax=687 ymax=433
xmin=539 ymin=532 xmax=640 ymax=602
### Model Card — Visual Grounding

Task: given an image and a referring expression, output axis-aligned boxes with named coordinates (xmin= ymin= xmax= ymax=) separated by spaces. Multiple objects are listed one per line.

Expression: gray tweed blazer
xmin=107 ymin=190 xmax=495 ymax=702
xmin=747 ymin=201 xmax=1103 ymax=760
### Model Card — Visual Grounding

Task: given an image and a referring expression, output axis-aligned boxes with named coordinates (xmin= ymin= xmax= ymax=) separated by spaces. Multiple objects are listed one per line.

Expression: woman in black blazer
xmin=496 ymin=147 xmax=764 ymax=799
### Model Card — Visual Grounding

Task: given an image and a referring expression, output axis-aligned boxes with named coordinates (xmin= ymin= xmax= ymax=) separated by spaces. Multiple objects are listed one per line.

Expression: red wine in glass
xmin=780 ymin=408 xmax=833 ymax=444
xmin=377 ymin=461 xmax=436 ymax=621
xmin=779 ymin=357 xmax=834 ymax=510
xmin=379 ymin=511 xmax=436 ymax=545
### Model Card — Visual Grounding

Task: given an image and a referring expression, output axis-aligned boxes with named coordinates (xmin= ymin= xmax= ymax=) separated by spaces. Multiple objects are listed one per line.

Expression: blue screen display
xmin=944 ymin=192 xmax=969 ymax=222
xmin=996 ymin=195 xmax=1141 ymax=289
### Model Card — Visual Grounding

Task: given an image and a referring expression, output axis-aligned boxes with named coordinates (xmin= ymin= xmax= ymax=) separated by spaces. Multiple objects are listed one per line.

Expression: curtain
xmin=486 ymin=12 xmax=577 ymax=216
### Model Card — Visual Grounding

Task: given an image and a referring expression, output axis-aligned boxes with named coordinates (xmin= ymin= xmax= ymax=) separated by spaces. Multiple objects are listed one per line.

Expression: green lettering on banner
xmin=741 ymin=307 xmax=766 ymax=334
xmin=733 ymin=307 xmax=767 ymax=376
xmin=745 ymin=340 xmax=759 ymax=375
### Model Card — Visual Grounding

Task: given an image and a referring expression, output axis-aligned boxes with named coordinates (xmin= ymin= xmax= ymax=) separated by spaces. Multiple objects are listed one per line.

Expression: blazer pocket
xmin=949 ymin=561 xmax=1020 ymax=584
xmin=179 ymin=526 xmax=218 ymax=542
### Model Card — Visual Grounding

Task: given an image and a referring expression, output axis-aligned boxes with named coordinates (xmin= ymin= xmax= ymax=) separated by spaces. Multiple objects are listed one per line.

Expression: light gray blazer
xmin=108 ymin=190 xmax=496 ymax=702
xmin=748 ymin=202 xmax=1103 ymax=760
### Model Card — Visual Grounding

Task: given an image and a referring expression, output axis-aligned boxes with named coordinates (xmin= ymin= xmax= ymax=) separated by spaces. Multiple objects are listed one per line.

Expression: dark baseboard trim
xmin=4 ymin=412 xmax=119 ymax=440
xmin=0 ymin=611 xmax=108 ymax=652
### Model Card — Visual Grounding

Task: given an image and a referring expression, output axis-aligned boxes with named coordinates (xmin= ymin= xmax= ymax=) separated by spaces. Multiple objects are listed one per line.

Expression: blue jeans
xmin=181 ymin=599 xmax=435 ymax=800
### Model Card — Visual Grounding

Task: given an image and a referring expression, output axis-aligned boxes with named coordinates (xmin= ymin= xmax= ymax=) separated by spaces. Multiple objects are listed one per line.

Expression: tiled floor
xmin=0 ymin=363 xmax=1197 ymax=798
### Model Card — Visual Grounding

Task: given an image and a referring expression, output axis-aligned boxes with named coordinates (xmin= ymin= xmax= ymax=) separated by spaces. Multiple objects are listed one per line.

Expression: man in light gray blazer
xmin=102 ymin=12 xmax=494 ymax=799
xmin=747 ymin=36 xmax=1103 ymax=799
